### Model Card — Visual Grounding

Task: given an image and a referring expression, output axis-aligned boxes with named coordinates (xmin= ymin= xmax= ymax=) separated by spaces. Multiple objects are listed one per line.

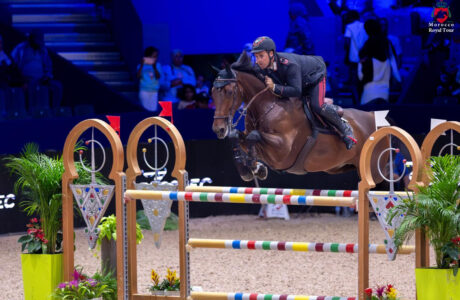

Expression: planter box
xmin=416 ymin=268 xmax=460 ymax=300
xmin=21 ymin=253 xmax=63 ymax=300
xmin=164 ymin=290 xmax=180 ymax=296
xmin=101 ymin=238 xmax=117 ymax=277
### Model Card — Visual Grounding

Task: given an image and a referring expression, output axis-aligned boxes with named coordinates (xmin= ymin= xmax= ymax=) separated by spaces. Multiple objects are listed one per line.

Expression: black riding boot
xmin=320 ymin=104 xmax=357 ymax=150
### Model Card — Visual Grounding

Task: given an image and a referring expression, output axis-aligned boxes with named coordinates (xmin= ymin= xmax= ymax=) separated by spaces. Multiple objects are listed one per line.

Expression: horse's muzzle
xmin=212 ymin=119 xmax=229 ymax=139
xmin=212 ymin=125 xmax=228 ymax=139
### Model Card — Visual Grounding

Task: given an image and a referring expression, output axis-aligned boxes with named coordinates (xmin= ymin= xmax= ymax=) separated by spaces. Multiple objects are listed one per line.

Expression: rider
xmin=251 ymin=36 xmax=357 ymax=150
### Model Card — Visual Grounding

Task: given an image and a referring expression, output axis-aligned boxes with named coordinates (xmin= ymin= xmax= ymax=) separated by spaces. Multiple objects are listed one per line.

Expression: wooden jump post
xmin=125 ymin=117 xmax=188 ymax=300
xmin=357 ymin=126 xmax=423 ymax=299
xmin=62 ymin=119 xmax=126 ymax=298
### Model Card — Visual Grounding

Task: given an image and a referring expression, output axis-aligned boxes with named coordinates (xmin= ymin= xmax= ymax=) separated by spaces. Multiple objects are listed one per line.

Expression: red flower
xmin=364 ymin=288 xmax=373 ymax=296
xmin=386 ymin=284 xmax=393 ymax=292
xmin=31 ymin=218 xmax=38 ymax=223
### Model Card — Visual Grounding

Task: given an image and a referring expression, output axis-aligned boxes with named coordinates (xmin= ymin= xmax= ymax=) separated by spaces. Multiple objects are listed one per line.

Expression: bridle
xmin=213 ymin=70 xmax=269 ymax=131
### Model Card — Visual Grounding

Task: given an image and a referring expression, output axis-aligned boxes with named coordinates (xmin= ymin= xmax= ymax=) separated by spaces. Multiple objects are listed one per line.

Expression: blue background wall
xmin=133 ymin=0 xmax=290 ymax=63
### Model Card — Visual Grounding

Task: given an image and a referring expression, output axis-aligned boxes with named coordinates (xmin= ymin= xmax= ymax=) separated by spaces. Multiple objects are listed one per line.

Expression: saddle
xmin=284 ymin=98 xmax=344 ymax=174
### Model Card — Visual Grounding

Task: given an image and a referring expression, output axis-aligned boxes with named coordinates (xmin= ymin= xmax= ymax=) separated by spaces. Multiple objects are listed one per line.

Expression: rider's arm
xmin=273 ymin=63 xmax=302 ymax=98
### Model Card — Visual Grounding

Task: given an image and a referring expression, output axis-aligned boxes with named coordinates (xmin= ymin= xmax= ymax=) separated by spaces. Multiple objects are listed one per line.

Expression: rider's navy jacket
xmin=255 ymin=52 xmax=327 ymax=98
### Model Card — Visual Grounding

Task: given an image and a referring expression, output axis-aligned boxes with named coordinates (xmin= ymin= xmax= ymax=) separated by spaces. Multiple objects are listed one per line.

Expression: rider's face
xmin=255 ymin=51 xmax=272 ymax=69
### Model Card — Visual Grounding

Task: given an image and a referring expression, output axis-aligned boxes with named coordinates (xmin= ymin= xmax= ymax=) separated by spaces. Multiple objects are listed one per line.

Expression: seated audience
xmin=177 ymin=84 xmax=196 ymax=110
xmin=161 ymin=49 xmax=196 ymax=102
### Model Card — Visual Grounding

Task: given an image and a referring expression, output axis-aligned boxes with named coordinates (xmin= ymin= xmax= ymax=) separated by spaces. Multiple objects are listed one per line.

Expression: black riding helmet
xmin=251 ymin=36 xmax=276 ymax=53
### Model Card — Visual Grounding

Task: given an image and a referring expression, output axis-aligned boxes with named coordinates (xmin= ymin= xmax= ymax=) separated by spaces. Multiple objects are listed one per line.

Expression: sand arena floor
xmin=0 ymin=213 xmax=434 ymax=299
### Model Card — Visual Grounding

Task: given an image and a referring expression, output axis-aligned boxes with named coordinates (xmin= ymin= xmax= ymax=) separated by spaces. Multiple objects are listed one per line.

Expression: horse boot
xmin=319 ymin=103 xmax=357 ymax=150
xmin=229 ymin=129 xmax=254 ymax=181
xmin=246 ymin=130 xmax=268 ymax=180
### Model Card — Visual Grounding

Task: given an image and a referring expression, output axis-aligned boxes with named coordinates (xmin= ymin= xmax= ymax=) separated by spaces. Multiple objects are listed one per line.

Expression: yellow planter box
xmin=416 ymin=268 xmax=460 ymax=300
xmin=21 ymin=253 xmax=63 ymax=300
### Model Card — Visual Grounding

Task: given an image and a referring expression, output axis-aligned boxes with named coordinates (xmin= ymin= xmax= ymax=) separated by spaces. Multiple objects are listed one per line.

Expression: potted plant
xmin=149 ymin=268 xmax=180 ymax=296
xmin=96 ymin=214 xmax=144 ymax=277
xmin=52 ymin=268 xmax=115 ymax=300
xmin=4 ymin=143 xmax=101 ymax=300
xmin=388 ymin=154 xmax=460 ymax=300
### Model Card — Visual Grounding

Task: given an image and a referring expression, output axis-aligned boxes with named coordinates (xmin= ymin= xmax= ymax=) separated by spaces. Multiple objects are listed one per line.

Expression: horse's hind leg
xmin=246 ymin=130 xmax=268 ymax=180
xmin=229 ymin=129 xmax=254 ymax=181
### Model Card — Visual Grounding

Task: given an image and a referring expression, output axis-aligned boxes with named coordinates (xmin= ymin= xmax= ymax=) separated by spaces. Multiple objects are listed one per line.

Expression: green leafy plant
xmin=137 ymin=210 xmax=178 ymax=231
xmin=97 ymin=214 xmax=144 ymax=247
xmin=5 ymin=143 xmax=105 ymax=254
xmin=91 ymin=268 xmax=117 ymax=300
xmin=149 ymin=268 xmax=180 ymax=292
xmin=52 ymin=268 xmax=114 ymax=300
xmin=388 ymin=155 xmax=460 ymax=273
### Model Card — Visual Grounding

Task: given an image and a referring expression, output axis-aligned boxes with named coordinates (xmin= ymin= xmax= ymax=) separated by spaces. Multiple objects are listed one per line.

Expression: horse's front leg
xmin=244 ymin=130 xmax=268 ymax=180
xmin=228 ymin=129 xmax=254 ymax=182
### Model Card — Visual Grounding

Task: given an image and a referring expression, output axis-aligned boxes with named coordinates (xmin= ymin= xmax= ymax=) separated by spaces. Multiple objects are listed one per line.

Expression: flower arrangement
xmin=441 ymin=236 xmax=460 ymax=275
xmin=364 ymin=284 xmax=400 ymax=300
xmin=18 ymin=218 xmax=51 ymax=254
xmin=149 ymin=268 xmax=180 ymax=292
xmin=52 ymin=268 xmax=114 ymax=300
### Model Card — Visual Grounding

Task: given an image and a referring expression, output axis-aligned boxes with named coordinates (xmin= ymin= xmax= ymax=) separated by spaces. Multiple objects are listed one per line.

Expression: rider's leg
xmin=310 ymin=77 xmax=357 ymax=150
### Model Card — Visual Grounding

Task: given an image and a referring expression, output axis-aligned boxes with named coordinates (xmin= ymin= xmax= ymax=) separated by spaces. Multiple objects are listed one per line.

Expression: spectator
xmin=284 ymin=2 xmax=315 ymax=55
xmin=177 ymin=84 xmax=196 ymax=110
xmin=195 ymin=91 xmax=211 ymax=109
xmin=379 ymin=18 xmax=402 ymax=67
xmin=358 ymin=19 xmax=400 ymax=106
xmin=137 ymin=46 xmax=163 ymax=112
xmin=161 ymin=49 xmax=196 ymax=102
xmin=195 ymin=74 xmax=209 ymax=94
xmin=11 ymin=31 xmax=63 ymax=110
xmin=344 ymin=10 xmax=368 ymax=103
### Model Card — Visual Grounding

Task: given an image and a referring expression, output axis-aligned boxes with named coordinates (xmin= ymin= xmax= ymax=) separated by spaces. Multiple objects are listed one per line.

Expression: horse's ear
xmin=209 ymin=64 xmax=220 ymax=77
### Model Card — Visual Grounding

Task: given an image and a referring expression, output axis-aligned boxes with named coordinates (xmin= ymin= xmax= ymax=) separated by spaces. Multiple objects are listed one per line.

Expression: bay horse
xmin=211 ymin=52 xmax=388 ymax=182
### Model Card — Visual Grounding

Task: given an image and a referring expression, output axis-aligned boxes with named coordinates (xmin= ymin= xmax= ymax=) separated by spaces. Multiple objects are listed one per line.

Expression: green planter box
xmin=21 ymin=253 xmax=63 ymax=300
xmin=416 ymin=268 xmax=460 ymax=300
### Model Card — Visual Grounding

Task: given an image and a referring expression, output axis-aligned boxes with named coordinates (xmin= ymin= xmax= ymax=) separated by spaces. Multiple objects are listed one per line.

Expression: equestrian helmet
xmin=251 ymin=36 xmax=276 ymax=53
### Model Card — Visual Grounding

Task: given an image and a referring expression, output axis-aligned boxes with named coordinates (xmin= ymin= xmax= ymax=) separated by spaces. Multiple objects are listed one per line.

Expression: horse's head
xmin=211 ymin=65 xmax=243 ymax=139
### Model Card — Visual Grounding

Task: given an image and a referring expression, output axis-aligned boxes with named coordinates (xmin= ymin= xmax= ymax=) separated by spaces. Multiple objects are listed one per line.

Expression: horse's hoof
xmin=255 ymin=163 xmax=268 ymax=180
xmin=241 ymin=173 xmax=254 ymax=182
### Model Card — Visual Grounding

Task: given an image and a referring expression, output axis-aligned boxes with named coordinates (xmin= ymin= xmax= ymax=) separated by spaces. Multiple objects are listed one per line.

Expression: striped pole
xmin=190 ymin=291 xmax=356 ymax=300
xmin=186 ymin=186 xmax=412 ymax=198
xmin=125 ymin=190 xmax=356 ymax=207
xmin=186 ymin=185 xmax=359 ymax=197
xmin=187 ymin=238 xmax=415 ymax=255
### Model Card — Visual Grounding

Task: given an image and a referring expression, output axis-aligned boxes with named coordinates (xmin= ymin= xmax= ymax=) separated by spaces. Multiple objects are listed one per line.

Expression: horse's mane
xmin=231 ymin=51 xmax=265 ymax=87
xmin=231 ymin=51 xmax=259 ymax=76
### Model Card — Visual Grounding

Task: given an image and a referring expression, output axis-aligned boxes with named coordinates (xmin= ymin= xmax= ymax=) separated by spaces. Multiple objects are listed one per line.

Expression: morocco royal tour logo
xmin=432 ymin=0 xmax=451 ymax=24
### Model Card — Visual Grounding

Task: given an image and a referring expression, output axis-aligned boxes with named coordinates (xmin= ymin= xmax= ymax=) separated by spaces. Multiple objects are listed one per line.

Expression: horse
xmin=211 ymin=51 xmax=388 ymax=182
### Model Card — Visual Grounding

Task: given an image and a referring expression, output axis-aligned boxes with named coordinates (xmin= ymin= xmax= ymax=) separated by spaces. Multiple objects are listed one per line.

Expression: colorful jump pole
xmin=124 ymin=190 xmax=357 ymax=207
xmin=187 ymin=238 xmax=415 ymax=254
